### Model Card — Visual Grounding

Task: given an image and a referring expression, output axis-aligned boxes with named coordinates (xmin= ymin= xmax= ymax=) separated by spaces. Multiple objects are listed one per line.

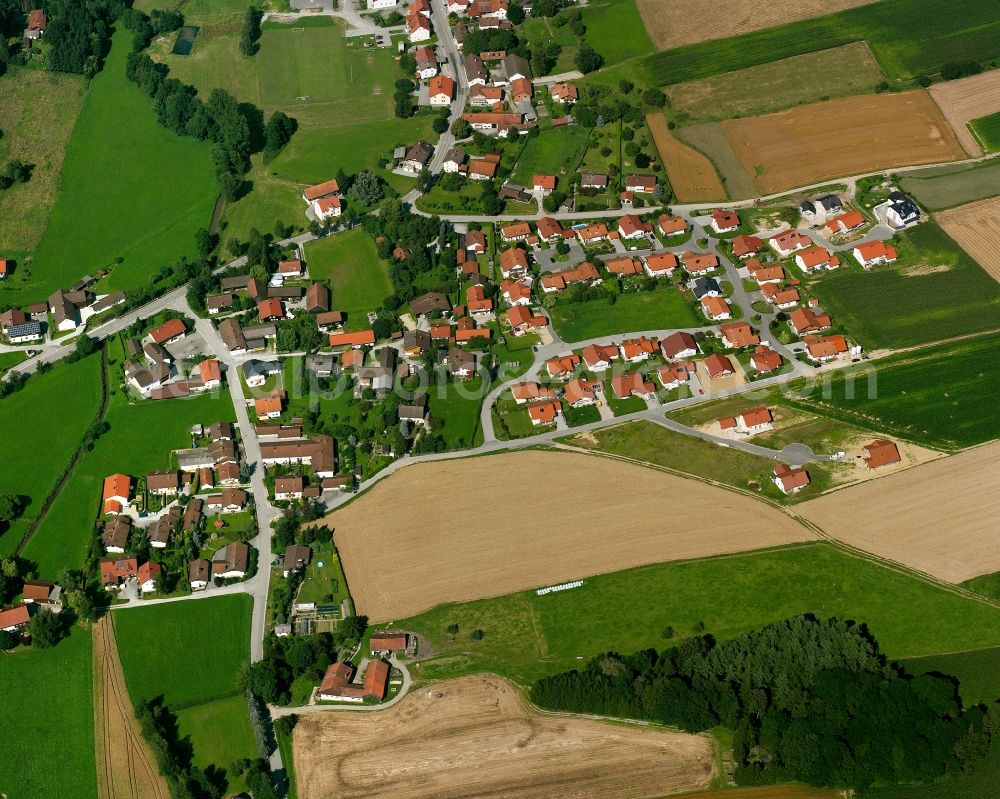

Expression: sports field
xmin=787 ymin=335 xmax=1000 ymax=450
xmin=294 ymin=675 xmax=713 ymax=799
xmin=646 ymin=114 xmax=725 ymax=202
xmin=665 ymin=43 xmax=885 ymax=125
xmin=810 ymin=222 xmax=1000 ymax=351
xmin=928 ymin=69 xmax=1000 ymax=156
xmin=636 ymin=0 xmax=876 ymax=50
xmin=304 ymin=229 xmax=392 ymax=319
xmin=0 ymin=629 xmax=96 ymax=797
xmin=0 ymin=68 xmax=87 ymax=253
xmin=722 ymin=91 xmax=965 ymax=194
xmin=395 ymin=542 xmax=1000 ymax=685
xmin=508 ymin=125 xmax=590 ymax=186
xmin=549 ymin=288 xmax=702 ymax=341
xmin=28 ymin=30 xmax=217 ymax=304
xmin=0 ymin=354 xmax=103 ymax=559
xmin=935 ymin=196 xmax=1000 ymax=282
xmin=23 ymin=340 xmax=237 ymax=576
xmin=326 ymin=450 xmax=812 ymax=622
xmin=799 ymin=441 xmax=1000 ymax=583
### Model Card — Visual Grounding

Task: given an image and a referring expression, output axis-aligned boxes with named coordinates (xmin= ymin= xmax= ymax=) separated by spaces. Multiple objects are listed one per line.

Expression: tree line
xmin=529 ymin=616 xmax=998 ymax=791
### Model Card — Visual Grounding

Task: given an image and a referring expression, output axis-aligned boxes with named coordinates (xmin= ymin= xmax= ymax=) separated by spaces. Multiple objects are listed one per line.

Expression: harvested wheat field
xmin=635 ymin=0 xmax=876 ymax=49
xmin=935 ymin=196 xmax=1000 ymax=281
xmin=647 ymin=113 xmax=726 ymax=201
xmin=930 ymin=70 xmax=1000 ymax=156
xmin=723 ymin=91 xmax=966 ymax=194
xmin=326 ymin=450 xmax=812 ymax=621
xmin=293 ymin=675 xmax=714 ymax=799
xmin=93 ymin=617 xmax=170 ymax=799
xmin=798 ymin=442 xmax=1000 ymax=583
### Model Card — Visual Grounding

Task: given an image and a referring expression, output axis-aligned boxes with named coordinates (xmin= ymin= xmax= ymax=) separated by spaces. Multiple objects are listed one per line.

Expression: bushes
xmin=240 ymin=6 xmax=264 ymax=56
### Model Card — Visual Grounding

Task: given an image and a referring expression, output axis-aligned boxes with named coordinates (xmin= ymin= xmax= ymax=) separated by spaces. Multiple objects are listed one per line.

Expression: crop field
xmin=969 ymin=112 xmax=1000 ymax=153
xmin=810 ymin=221 xmax=1000 ymax=350
xmin=674 ymin=123 xmax=758 ymax=199
xmin=786 ymin=335 xmax=1000 ymax=450
xmin=93 ymin=617 xmax=170 ymax=799
xmin=0 ymin=629 xmax=96 ymax=797
xmin=508 ymin=125 xmax=590 ymax=186
xmin=646 ymin=114 xmax=725 ymax=201
xmin=928 ymin=69 xmax=1000 ymax=156
xmin=397 ymin=542 xmax=1000 ymax=686
xmin=722 ymin=91 xmax=965 ymax=194
xmin=899 ymin=160 xmax=1000 ymax=211
xmin=27 ymin=30 xmax=217 ymax=305
xmin=901 ymin=646 xmax=1000 ymax=706
xmin=638 ymin=0 xmax=1000 ymax=87
xmin=304 ymin=229 xmax=392 ymax=321
xmin=549 ymin=288 xmax=701 ymax=340
xmin=799 ymin=441 xmax=1000 ymax=583
xmin=0 ymin=354 xmax=103 ymax=559
xmin=935 ymin=196 xmax=1000 ymax=282
xmin=326 ymin=450 xmax=812 ymax=621
xmin=115 ymin=595 xmax=251 ymax=707
xmin=867 ymin=739 xmax=1000 ymax=799
xmin=0 ymin=68 xmax=87 ymax=254
xmin=24 ymin=365 xmax=236 ymax=576
xmin=293 ymin=675 xmax=714 ymax=799
xmin=635 ymin=0 xmax=876 ymax=50
xmin=665 ymin=43 xmax=885 ymax=126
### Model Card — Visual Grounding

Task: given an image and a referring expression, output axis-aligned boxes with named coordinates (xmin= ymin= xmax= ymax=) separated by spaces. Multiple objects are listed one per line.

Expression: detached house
xmin=619 ymin=336 xmax=658 ymax=363
xmin=701 ymin=295 xmax=732 ymax=321
xmin=625 ymin=174 xmax=657 ymax=194
xmin=709 ymin=209 xmax=740 ymax=234
xmin=303 ymin=178 xmax=342 ymax=220
xmin=804 ymin=334 xmax=850 ymax=363
xmin=773 ymin=463 xmax=810 ymax=494
xmin=575 ymin=223 xmax=609 ymax=244
xmin=682 ymin=252 xmax=719 ymax=275
xmin=657 ymin=362 xmax=693 ymax=390
xmin=825 ymin=210 xmax=866 ymax=235
xmin=863 ymin=439 xmax=901 ymax=469
xmin=644 ymin=252 xmax=679 ymax=277
xmin=751 ymin=345 xmax=783 ymax=374
xmin=788 ymin=307 xmax=831 ymax=336
xmin=545 ymin=354 xmax=580 ymax=379
xmin=564 ymin=378 xmax=602 ymax=407
xmin=731 ymin=235 xmax=763 ymax=260
xmin=505 ymin=305 xmax=547 ymax=335
xmin=761 ymin=283 xmax=800 ymax=310
xmin=617 ymin=214 xmax=652 ymax=240
xmin=527 ymin=399 xmax=562 ymax=426
xmin=414 ymin=45 xmax=438 ymax=79
xmin=718 ymin=406 xmax=773 ymax=435
xmin=498 ymin=247 xmax=529 ymax=278
xmin=853 ymin=241 xmax=898 ymax=269
xmin=795 ymin=245 xmax=840 ymax=274
xmin=611 ymin=371 xmax=656 ymax=401
xmin=660 ymin=331 xmax=698 ymax=360
xmin=549 ymin=82 xmax=578 ymax=104
xmin=769 ymin=230 xmax=812 ymax=258
xmin=500 ymin=221 xmax=532 ymax=242
xmin=658 ymin=215 xmax=688 ymax=237
xmin=581 ymin=343 xmax=618 ymax=372
xmin=429 ymin=74 xmax=455 ymax=106
xmin=884 ymin=192 xmax=920 ymax=228
xmin=719 ymin=321 xmax=759 ymax=349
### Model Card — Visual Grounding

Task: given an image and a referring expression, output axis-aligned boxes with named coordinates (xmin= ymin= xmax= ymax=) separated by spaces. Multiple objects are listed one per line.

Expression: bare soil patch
xmin=935 ymin=196 xmax=1000 ymax=282
xmin=93 ymin=616 xmax=170 ymax=799
xmin=929 ymin=69 xmax=1000 ymax=157
xmin=798 ymin=442 xmax=1000 ymax=583
xmin=635 ymin=0 xmax=877 ymax=50
xmin=722 ymin=91 xmax=967 ymax=195
xmin=326 ymin=451 xmax=812 ymax=621
xmin=647 ymin=113 xmax=726 ymax=201
xmin=293 ymin=674 xmax=715 ymax=799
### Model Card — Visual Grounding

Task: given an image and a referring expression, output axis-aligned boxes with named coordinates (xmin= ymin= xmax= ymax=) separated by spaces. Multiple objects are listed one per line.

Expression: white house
xmin=406 ymin=13 xmax=431 ymax=41
xmin=311 ymin=195 xmax=341 ymax=220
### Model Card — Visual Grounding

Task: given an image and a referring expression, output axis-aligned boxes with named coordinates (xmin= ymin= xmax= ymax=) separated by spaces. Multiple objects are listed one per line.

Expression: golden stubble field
xmin=935 ymin=196 xmax=1000 ymax=282
xmin=798 ymin=442 xmax=1000 ymax=583
xmin=293 ymin=675 xmax=715 ymax=799
xmin=324 ymin=451 xmax=813 ymax=621
xmin=723 ymin=91 xmax=966 ymax=194
xmin=635 ymin=0 xmax=877 ymax=49
xmin=647 ymin=113 xmax=726 ymax=201
xmin=929 ymin=69 xmax=1000 ymax=156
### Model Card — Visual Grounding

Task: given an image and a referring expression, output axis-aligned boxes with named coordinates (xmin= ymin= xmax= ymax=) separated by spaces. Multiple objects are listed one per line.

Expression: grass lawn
xmin=900 ymin=646 xmax=1000 ymax=706
xmin=0 ymin=67 xmax=87 ymax=254
xmin=579 ymin=0 xmax=654 ymax=66
xmin=115 ymin=594 xmax=252 ymax=707
xmin=0 ymin=628 xmax=96 ymax=798
xmin=509 ymin=122 xmax=591 ymax=186
xmin=23 ymin=341 xmax=236 ymax=576
xmin=0 ymin=354 xmax=103 ymax=559
xmin=636 ymin=0 xmax=1000 ymax=86
xmin=0 ymin=350 xmax=27 ymax=373
xmin=549 ymin=289 xmax=701 ymax=341
xmin=423 ymin=377 xmax=485 ymax=450
xmin=899 ymin=160 xmax=1000 ymax=211
xmin=303 ymin=229 xmax=392 ymax=320
xmin=810 ymin=221 xmax=1000 ymax=350
xmin=968 ymin=111 xmax=1000 ymax=154
xmin=175 ymin=694 xmax=258 ymax=792
xmin=416 ymin=180 xmax=489 ymax=216
xmin=27 ymin=30 xmax=217 ymax=305
xmin=782 ymin=335 xmax=1000 ymax=451
xmin=295 ymin=541 xmax=350 ymax=608
xmin=397 ymin=541 xmax=1000 ymax=686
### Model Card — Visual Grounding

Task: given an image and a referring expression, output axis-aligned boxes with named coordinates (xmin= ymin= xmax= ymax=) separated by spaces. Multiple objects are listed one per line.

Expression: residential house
xmin=466 ymin=285 xmax=493 ymax=314
xmin=692 ymin=275 xmax=723 ymax=298
xmin=26 ymin=9 xmax=46 ymax=38
xmin=147 ymin=470 xmax=180 ymax=496
xmin=148 ymin=317 xmax=186 ymax=346
xmin=5 ymin=321 xmax=43 ymax=343
xmin=719 ymin=321 xmax=759 ymax=349
xmin=747 ymin=259 xmax=784 ymax=284
xmin=316 ymin=310 xmax=345 ymax=331
xmin=102 ymin=515 xmax=132 ymax=554
xmin=536 ymin=216 xmax=564 ymax=242
xmin=575 ymin=223 xmax=609 ymax=244
xmin=0 ymin=604 xmax=31 ymax=632
xmin=183 ymin=497 xmax=205 ymax=532
xmin=751 ymin=345 xmax=783 ymax=374
xmin=410 ymin=291 xmax=452 ymax=316
xmin=429 ymin=74 xmax=455 ymax=106
xmin=682 ymin=252 xmax=719 ymax=274
xmin=206 ymin=294 xmax=234 ymax=315
xmin=625 ymin=174 xmax=656 ymax=193
xmin=137 ymin=561 xmax=161 ymax=594
xmin=788 ymin=307 xmax=831 ymax=336
xmin=205 ymin=488 xmax=249 ymax=514
xmin=539 ymin=261 xmax=599 ymax=292
xmin=242 ymin=359 xmax=280 ymax=387
xmin=399 ymin=395 xmax=430 ymax=427
xmin=49 ymin=290 xmax=80 ymax=332
xmin=102 ymin=473 xmax=133 ymax=515
xmin=703 ymin=353 xmax=734 ymax=379
xmin=468 ymin=84 xmax=504 ymax=107
xmin=446 ymin=348 xmax=476 ymax=379
xmin=511 ymin=382 xmax=557 ymax=404
xmin=731 ymin=234 xmax=763 ymax=259
xmin=189 ymin=559 xmax=211 ymax=590
xmin=533 ymin=174 xmax=556 ymax=195
xmin=701 ymin=295 xmax=732 ymax=321
xmin=549 ymin=82 xmax=577 ymax=103
xmin=414 ymin=45 xmax=438 ymax=79
xmin=442 ymin=147 xmax=466 ymax=173
xmin=660 ymin=331 xmax=698 ymax=360
xmin=884 ymin=192 xmax=920 ymax=228
xmin=643 ymin=252 xmax=679 ymax=277
xmin=605 ymin=256 xmax=642 ymax=276
xmin=22 ymin=581 xmax=62 ymax=611
xmin=502 ymin=53 xmax=531 ymax=82
xmin=526 ymin=398 xmax=561 ymax=426
xmin=100 ymin=557 xmax=140 ymax=590
xmin=401 ymin=140 xmax=433 ymax=172
xmin=863 ymin=440 xmax=901 ymax=469
xmin=611 ymin=371 xmax=656 ymax=400
xmin=329 ymin=330 xmax=376 ymax=349
xmin=545 ymin=354 xmax=580 ymax=379
xmin=212 ymin=541 xmax=250 ymax=579
xmin=709 ymin=209 xmax=739 ymax=234
xmin=218 ymin=318 xmax=248 ymax=354
xmin=464 ymin=229 xmax=487 ymax=253
xmin=581 ymin=343 xmax=618 ymax=371
xmin=803 ymin=334 xmax=850 ymax=363
xmin=617 ymin=214 xmax=652 ymax=240
xmin=464 ymin=53 xmax=489 ymax=85
xmin=370 ymin=633 xmax=408 ymax=655
xmin=719 ymin=406 xmax=772 ymax=435
xmin=406 ymin=5 xmax=432 ymax=40
xmin=769 ymin=230 xmax=811 ymax=258
xmin=505 ymin=305 xmax=546 ymax=335
xmin=461 ymin=112 xmax=524 ymax=134
xmin=306 ymin=283 xmax=331 ymax=313
xmin=283 ymin=544 xmax=312 ymax=574
xmin=761 ymin=283 xmax=800 ymax=309
xmin=824 ymin=210 xmax=866 ymax=235
xmin=563 ymin=378 xmax=601 ymax=407
xmin=773 ymin=463 xmax=810 ymax=494
xmin=795 ymin=245 xmax=840 ymax=273
xmin=275 ymin=476 xmax=305 ymax=501
xmin=657 ymin=362 xmax=693 ymax=390
xmin=403 ymin=329 xmax=432 ymax=357
xmin=500 ymin=221 xmax=532 ymax=242
xmin=658 ymin=215 xmax=688 ymax=237
xmin=257 ymin=298 xmax=285 ymax=321
xmin=853 ymin=241 xmax=898 ymax=269
xmin=510 ymin=77 xmax=533 ymax=102
xmin=261 ymin=436 xmax=337 ymax=478
xmin=580 ymin=173 xmax=608 ymax=190
xmin=619 ymin=336 xmax=657 ymax=363
xmin=254 ymin=396 xmax=284 ymax=420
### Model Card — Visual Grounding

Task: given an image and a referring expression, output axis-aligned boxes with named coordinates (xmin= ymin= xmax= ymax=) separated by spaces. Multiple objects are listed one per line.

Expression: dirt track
xmin=93 ymin=616 xmax=170 ymax=799
xmin=798 ymin=442 xmax=1000 ymax=583
xmin=635 ymin=0 xmax=876 ymax=49
xmin=935 ymin=197 xmax=1000 ymax=282
xmin=325 ymin=450 xmax=813 ymax=621
xmin=647 ymin=113 xmax=726 ymax=201
xmin=930 ymin=70 xmax=1000 ymax=156
xmin=293 ymin=675 xmax=714 ymax=799
xmin=722 ymin=91 xmax=966 ymax=194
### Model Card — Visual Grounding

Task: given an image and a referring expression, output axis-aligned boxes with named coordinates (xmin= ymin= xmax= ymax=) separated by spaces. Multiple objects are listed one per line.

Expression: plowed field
xmin=647 ymin=113 xmax=726 ymax=201
xmin=936 ymin=196 xmax=1000 ymax=282
xmin=929 ymin=69 xmax=1000 ymax=156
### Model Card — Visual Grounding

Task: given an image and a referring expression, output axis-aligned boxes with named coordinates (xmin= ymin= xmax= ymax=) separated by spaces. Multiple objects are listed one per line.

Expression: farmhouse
xmin=468 ymin=84 xmax=504 ymax=107
xmin=643 ymin=252 xmax=679 ymax=277
xmin=863 ymin=439 xmax=901 ymax=469
xmin=49 ymin=290 xmax=80 ymax=331
xmin=731 ymin=235 xmax=763 ymax=259
xmin=773 ymin=463 xmax=810 ymax=494
xmin=148 ymin=318 xmax=186 ymax=346
xmin=370 ymin=632 xmax=408 ymax=655
xmin=769 ymin=230 xmax=812 ymax=257
xmin=564 ymin=378 xmax=602 ymax=406
xmin=719 ymin=321 xmax=759 ymax=349
xmin=803 ymin=334 xmax=850 ymax=362
xmin=306 ymin=283 xmax=331 ymax=314
xmin=853 ymin=241 xmax=898 ymax=269
xmin=658 ymin=215 xmax=688 ymax=236
xmin=302 ymin=180 xmax=339 ymax=209
xmin=510 ymin=77 xmax=533 ymax=103
xmin=545 ymin=354 xmax=580 ymax=379
xmin=611 ymin=371 xmax=656 ymax=400
xmin=700 ymin=296 xmax=732 ymax=321
xmin=709 ymin=209 xmax=739 ymax=233
xmin=660 ymin=331 xmax=698 ymax=360
xmin=0 ymin=604 xmax=31 ymax=633
xmin=788 ymin=307 xmax=831 ymax=336
xmin=317 ymin=660 xmax=390 ymax=702
xmin=329 ymin=330 xmax=376 ymax=349
xmin=22 ymin=580 xmax=62 ymax=610
xmin=5 ymin=321 xmax=43 ymax=343
xmin=527 ymin=399 xmax=562 ymax=426
xmin=461 ymin=112 xmax=524 ymax=133
xmin=576 ymin=222 xmax=609 ymax=243
xmin=212 ymin=541 xmax=250 ymax=579
xmin=257 ymin=298 xmax=285 ymax=322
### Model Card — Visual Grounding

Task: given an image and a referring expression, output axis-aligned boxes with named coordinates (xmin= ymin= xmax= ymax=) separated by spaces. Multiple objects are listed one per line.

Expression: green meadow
xmin=304 ymin=229 xmax=393 ymax=322
xmin=549 ymin=288 xmax=702 ymax=341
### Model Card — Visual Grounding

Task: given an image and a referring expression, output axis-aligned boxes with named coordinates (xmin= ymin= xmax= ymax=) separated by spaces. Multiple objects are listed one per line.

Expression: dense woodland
xmin=530 ymin=617 xmax=999 ymax=791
